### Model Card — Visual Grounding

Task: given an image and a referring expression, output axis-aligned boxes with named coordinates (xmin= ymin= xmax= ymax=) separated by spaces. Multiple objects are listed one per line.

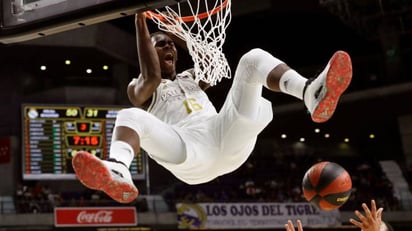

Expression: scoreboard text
xmin=22 ymin=105 xmax=146 ymax=180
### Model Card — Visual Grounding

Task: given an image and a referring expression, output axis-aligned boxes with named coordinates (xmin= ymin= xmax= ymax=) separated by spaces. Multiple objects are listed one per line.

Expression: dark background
xmin=0 ymin=0 xmax=412 ymax=230
xmin=0 ymin=0 xmax=411 ymax=189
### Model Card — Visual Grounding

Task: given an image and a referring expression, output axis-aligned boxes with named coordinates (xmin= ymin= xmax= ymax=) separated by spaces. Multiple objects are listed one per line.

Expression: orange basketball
xmin=302 ymin=161 xmax=352 ymax=210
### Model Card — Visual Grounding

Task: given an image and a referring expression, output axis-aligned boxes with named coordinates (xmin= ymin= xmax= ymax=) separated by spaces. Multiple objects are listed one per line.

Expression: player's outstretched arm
xmin=285 ymin=220 xmax=303 ymax=231
xmin=129 ymin=13 xmax=162 ymax=108
xmin=349 ymin=199 xmax=384 ymax=231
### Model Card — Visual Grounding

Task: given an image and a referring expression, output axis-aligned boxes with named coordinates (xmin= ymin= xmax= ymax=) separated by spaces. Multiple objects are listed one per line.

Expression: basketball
xmin=302 ymin=161 xmax=352 ymax=210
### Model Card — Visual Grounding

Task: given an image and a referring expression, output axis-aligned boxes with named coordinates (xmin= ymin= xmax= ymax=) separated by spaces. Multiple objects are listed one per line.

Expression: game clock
xmin=22 ymin=104 xmax=147 ymax=180
xmin=66 ymin=135 xmax=101 ymax=146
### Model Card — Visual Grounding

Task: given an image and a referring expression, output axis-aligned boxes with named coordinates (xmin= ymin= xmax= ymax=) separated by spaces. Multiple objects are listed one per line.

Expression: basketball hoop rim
xmin=144 ymin=0 xmax=230 ymax=22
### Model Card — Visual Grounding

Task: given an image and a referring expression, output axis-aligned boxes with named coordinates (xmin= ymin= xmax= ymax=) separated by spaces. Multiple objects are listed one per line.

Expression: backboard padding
xmin=0 ymin=0 xmax=178 ymax=44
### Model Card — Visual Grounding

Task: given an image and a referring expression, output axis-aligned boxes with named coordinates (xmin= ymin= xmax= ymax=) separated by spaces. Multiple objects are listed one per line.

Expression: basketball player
xmin=285 ymin=200 xmax=393 ymax=231
xmin=72 ymin=12 xmax=353 ymax=203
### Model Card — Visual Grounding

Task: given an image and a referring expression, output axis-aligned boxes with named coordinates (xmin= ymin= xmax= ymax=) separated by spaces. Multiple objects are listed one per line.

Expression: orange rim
xmin=145 ymin=0 xmax=230 ymax=22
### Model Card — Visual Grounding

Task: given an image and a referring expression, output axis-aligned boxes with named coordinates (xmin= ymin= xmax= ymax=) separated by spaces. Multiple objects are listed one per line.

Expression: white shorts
xmin=160 ymin=94 xmax=273 ymax=184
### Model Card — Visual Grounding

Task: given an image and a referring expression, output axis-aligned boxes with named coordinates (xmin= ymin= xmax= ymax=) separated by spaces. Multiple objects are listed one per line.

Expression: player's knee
xmin=117 ymin=108 xmax=148 ymax=122
xmin=239 ymin=48 xmax=264 ymax=67
xmin=236 ymin=48 xmax=266 ymax=84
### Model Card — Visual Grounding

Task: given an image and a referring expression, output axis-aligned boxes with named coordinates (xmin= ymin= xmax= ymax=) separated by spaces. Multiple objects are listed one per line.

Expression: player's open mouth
xmin=165 ymin=53 xmax=174 ymax=65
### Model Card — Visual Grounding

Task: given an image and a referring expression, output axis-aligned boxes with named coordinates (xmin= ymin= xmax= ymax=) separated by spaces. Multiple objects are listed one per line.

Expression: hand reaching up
xmin=285 ymin=219 xmax=303 ymax=231
xmin=349 ymin=199 xmax=384 ymax=231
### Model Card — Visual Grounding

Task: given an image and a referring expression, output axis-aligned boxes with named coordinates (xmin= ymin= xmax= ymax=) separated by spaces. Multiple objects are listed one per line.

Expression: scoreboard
xmin=22 ymin=104 xmax=146 ymax=180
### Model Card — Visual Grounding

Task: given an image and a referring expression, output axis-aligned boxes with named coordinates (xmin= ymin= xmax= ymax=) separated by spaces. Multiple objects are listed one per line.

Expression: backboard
xmin=0 ymin=0 xmax=177 ymax=44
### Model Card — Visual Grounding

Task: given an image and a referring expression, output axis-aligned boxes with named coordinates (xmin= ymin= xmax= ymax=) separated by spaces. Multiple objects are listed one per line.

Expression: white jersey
xmin=147 ymin=70 xmax=217 ymax=125
xmin=115 ymin=49 xmax=276 ymax=185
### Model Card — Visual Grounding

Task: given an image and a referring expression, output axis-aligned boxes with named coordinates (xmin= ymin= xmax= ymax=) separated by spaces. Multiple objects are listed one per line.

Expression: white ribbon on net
xmin=147 ymin=0 xmax=232 ymax=86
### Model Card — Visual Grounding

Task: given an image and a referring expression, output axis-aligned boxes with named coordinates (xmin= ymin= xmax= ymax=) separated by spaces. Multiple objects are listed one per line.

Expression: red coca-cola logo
xmin=55 ymin=207 xmax=137 ymax=227
xmin=76 ymin=210 xmax=113 ymax=223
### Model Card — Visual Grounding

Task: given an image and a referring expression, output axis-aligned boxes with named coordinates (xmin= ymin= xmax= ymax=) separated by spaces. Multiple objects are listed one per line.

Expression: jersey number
xmin=183 ymin=98 xmax=203 ymax=114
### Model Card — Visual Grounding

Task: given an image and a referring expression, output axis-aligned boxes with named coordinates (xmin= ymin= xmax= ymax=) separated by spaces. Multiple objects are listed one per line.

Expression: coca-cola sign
xmin=54 ymin=207 xmax=137 ymax=227
xmin=76 ymin=210 xmax=113 ymax=223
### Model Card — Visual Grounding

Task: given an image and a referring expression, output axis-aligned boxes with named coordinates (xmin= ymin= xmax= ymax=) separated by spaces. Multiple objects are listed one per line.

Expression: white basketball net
xmin=146 ymin=0 xmax=232 ymax=86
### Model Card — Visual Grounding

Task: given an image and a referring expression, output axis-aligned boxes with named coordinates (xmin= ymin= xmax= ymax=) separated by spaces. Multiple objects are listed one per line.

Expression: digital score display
xmin=22 ymin=104 xmax=146 ymax=180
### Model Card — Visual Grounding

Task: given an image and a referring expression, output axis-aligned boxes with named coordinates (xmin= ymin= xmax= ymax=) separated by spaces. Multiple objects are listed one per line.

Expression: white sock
xmin=278 ymin=69 xmax=307 ymax=100
xmin=109 ymin=141 xmax=135 ymax=168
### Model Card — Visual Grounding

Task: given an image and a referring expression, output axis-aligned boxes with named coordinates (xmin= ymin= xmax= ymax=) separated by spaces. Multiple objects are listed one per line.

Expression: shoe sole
xmin=312 ymin=51 xmax=352 ymax=123
xmin=72 ymin=151 xmax=139 ymax=204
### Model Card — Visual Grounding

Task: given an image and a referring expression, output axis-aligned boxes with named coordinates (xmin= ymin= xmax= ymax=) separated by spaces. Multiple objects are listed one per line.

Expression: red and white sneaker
xmin=303 ymin=50 xmax=352 ymax=123
xmin=72 ymin=151 xmax=138 ymax=204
